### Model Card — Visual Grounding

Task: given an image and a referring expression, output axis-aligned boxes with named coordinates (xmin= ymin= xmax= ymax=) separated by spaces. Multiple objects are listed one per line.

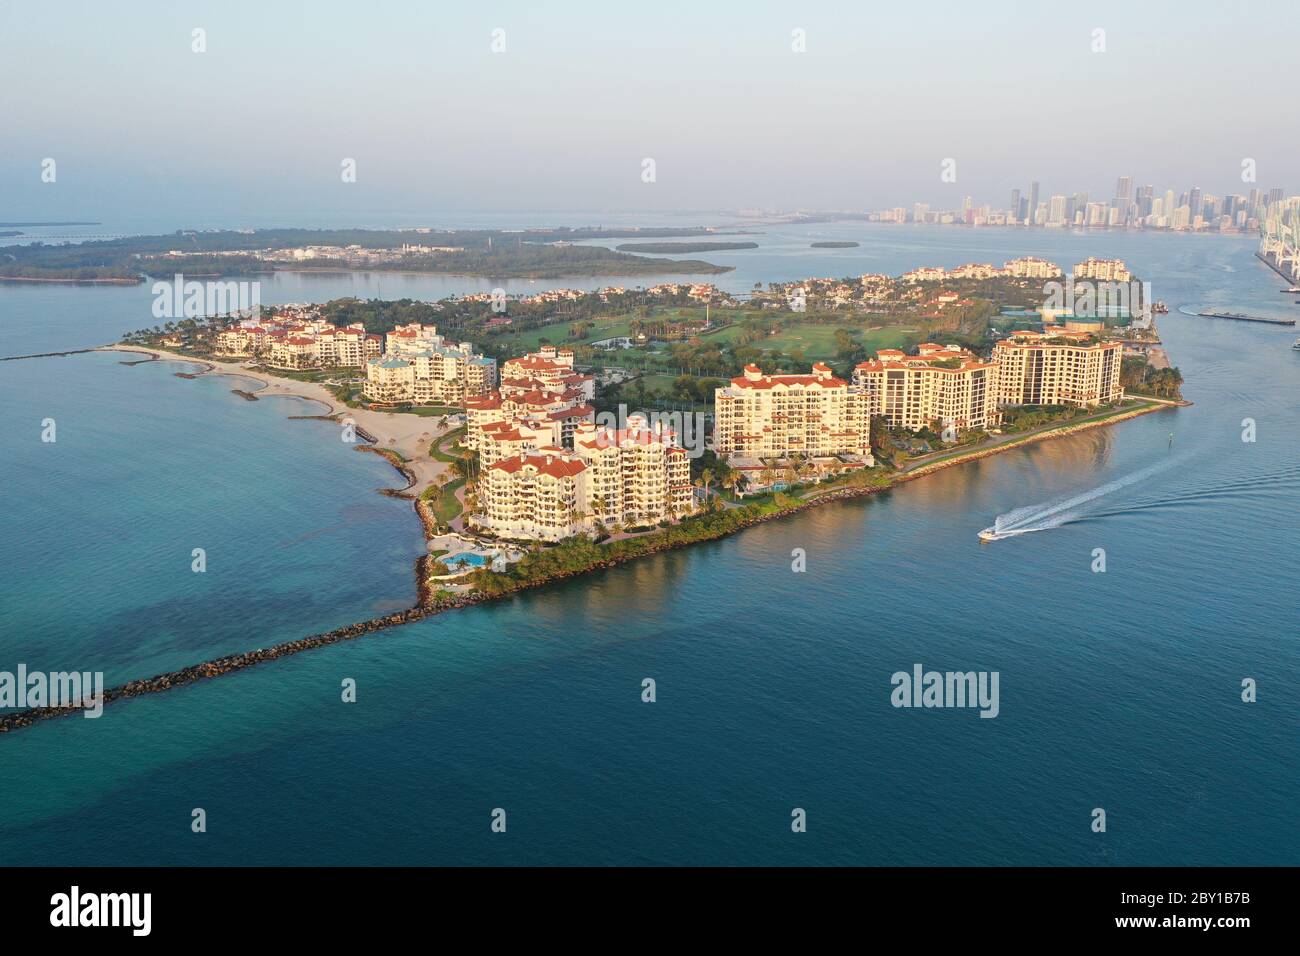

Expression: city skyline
xmin=870 ymin=174 xmax=1288 ymax=233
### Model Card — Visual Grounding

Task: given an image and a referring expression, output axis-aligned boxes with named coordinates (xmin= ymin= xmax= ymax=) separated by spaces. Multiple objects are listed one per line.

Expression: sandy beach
xmin=107 ymin=346 xmax=456 ymax=492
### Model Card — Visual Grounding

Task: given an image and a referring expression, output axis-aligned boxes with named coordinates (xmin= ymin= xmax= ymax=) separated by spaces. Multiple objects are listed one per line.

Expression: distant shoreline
xmin=0 ymin=221 xmax=101 ymax=227
xmin=0 ymin=275 xmax=144 ymax=285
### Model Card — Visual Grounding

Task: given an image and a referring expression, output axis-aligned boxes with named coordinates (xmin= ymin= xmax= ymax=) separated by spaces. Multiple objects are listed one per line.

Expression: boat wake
xmin=979 ymin=455 xmax=1189 ymax=541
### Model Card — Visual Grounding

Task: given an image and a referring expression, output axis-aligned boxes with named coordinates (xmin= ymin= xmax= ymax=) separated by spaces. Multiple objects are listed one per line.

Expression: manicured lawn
xmin=494 ymin=313 xmax=638 ymax=352
xmin=431 ymin=426 xmax=468 ymax=462
xmin=637 ymin=373 xmax=681 ymax=392
xmin=431 ymin=477 xmax=465 ymax=523
xmin=700 ymin=320 xmax=919 ymax=360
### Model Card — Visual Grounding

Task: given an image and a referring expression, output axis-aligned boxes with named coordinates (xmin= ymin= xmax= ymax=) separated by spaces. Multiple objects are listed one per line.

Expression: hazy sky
xmin=1 ymin=0 xmax=1294 ymax=227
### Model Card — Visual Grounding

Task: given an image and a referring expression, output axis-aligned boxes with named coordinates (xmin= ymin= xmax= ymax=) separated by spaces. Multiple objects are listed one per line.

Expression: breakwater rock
xmin=0 ymin=589 xmax=480 ymax=733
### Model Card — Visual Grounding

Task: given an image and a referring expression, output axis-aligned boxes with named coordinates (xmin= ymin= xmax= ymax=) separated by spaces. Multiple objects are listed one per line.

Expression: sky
xmin=0 ymin=0 xmax=1295 ymax=228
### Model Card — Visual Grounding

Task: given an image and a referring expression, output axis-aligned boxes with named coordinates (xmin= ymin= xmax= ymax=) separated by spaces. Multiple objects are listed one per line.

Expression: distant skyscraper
xmin=1137 ymin=185 xmax=1154 ymax=217
xmin=1268 ymin=186 xmax=1284 ymax=205
xmin=1189 ymin=186 xmax=1202 ymax=219
xmin=1114 ymin=177 xmax=1132 ymax=225
xmin=1049 ymin=195 xmax=1066 ymax=224
xmin=1028 ymin=181 xmax=1040 ymax=226
xmin=1010 ymin=188 xmax=1021 ymax=222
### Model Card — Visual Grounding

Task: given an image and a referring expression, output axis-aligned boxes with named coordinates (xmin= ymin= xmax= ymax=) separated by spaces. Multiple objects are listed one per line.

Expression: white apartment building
xmin=853 ymin=344 xmax=1000 ymax=432
xmin=993 ymin=330 xmax=1124 ymax=407
xmin=713 ymin=363 xmax=871 ymax=458
xmin=217 ymin=321 xmax=380 ymax=369
xmin=476 ymin=451 xmax=592 ymax=542
xmin=362 ymin=325 xmax=496 ymax=405
xmin=465 ymin=389 xmax=595 ymax=453
xmin=473 ymin=415 xmax=693 ymax=541
xmin=1072 ymin=257 xmax=1132 ymax=282
xmin=500 ymin=345 xmax=595 ymax=402
xmin=572 ymin=417 xmax=693 ymax=527
xmin=1003 ymin=256 xmax=1063 ymax=279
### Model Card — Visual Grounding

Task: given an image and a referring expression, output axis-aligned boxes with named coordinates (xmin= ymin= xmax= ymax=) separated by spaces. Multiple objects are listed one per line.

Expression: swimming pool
xmin=443 ymin=552 xmax=489 ymax=567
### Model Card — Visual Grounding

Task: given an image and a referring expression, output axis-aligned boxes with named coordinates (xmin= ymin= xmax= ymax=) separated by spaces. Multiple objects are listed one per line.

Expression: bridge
xmin=1258 ymin=197 xmax=1300 ymax=283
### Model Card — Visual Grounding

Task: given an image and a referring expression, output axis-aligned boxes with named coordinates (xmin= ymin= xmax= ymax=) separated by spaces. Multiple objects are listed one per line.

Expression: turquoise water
xmin=1 ymin=227 xmax=1297 ymax=865
xmin=445 ymin=552 xmax=489 ymax=567
xmin=0 ymin=353 xmax=424 ymax=686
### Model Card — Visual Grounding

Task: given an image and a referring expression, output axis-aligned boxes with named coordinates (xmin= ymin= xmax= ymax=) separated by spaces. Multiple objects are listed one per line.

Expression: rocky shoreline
xmin=358 ymin=446 xmax=418 ymax=498
xmin=0 ymin=400 xmax=1175 ymax=735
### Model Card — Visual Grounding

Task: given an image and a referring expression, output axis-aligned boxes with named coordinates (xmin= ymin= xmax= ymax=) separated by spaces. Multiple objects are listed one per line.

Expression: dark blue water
xmin=1 ymin=228 xmax=1296 ymax=865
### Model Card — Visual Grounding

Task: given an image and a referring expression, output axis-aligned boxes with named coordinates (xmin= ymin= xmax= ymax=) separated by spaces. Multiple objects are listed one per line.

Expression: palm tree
xmin=721 ymin=471 xmax=738 ymax=500
xmin=797 ymin=456 xmax=816 ymax=485
xmin=700 ymin=467 xmax=715 ymax=501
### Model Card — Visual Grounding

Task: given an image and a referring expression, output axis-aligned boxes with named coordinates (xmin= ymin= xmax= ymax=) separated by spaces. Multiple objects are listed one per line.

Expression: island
xmin=810 ymin=241 xmax=859 ymax=248
xmin=2 ymin=252 xmax=1186 ymax=731
xmin=0 ymin=226 xmax=737 ymax=283
xmin=614 ymin=241 xmax=759 ymax=253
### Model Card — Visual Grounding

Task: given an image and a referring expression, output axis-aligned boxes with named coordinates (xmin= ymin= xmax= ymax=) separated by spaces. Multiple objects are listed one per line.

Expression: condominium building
xmin=214 ymin=325 xmax=270 ymax=355
xmin=500 ymin=345 xmax=595 ymax=402
xmin=217 ymin=321 xmax=382 ymax=369
xmin=1003 ymin=256 xmax=1063 ymax=279
xmin=465 ymin=389 xmax=595 ymax=455
xmin=362 ymin=325 xmax=496 ymax=405
xmin=713 ymin=363 xmax=871 ymax=458
xmin=947 ymin=262 xmax=1002 ymax=280
xmin=313 ymin=326 xmax=381 ymax=367
xmin=477 ymin=417 xmax=565 ymax=471
xmin=473 ymin=414 xmax=693 ymax=541
xmin=384 ymin=323 xmax=445 ymax=356
xmin=852 ymin=344 xmax=1000 ymax=431
xmin=1072 ymin=257 xmax=1132 ymax=282
xmin=267 ymin=335 xmax=321 ymax=370
xmin=477 ymin=450 xmax=591 ymax=542
xmin=993 ymin=330 xmax=1124 ymax=407
xmin=572 ymin=417 xmax=693 ymax=527
xmin=364 ymin=357 xmax=418 ymax=404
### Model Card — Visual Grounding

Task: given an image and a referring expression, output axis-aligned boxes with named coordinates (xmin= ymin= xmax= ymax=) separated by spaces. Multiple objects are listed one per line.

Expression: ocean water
xmin=1 ymin=228 xmax=1297 ymax=865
